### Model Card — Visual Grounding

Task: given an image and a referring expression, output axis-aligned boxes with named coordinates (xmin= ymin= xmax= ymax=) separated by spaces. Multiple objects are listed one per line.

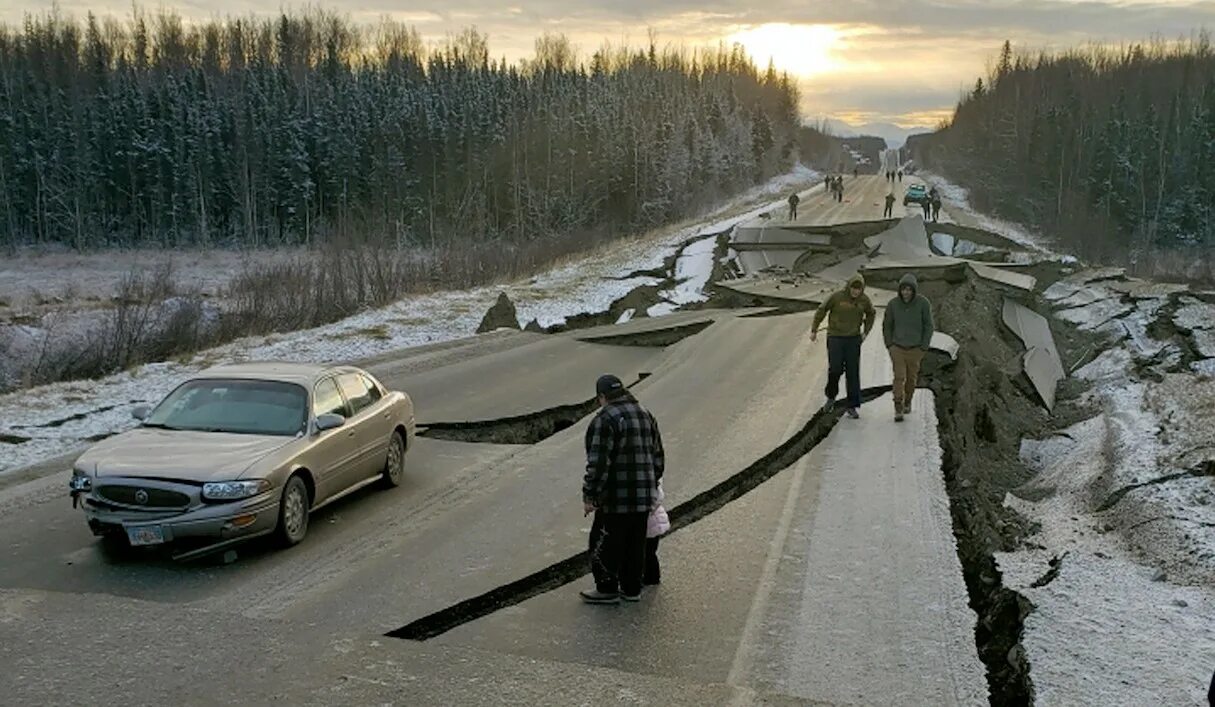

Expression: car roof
xmin=194 ymin=362 xmax=363 ymax=387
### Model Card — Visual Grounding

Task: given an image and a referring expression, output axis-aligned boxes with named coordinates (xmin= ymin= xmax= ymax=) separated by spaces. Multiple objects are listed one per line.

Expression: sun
xmin=727 ymin=23 xmax=843 ymax=78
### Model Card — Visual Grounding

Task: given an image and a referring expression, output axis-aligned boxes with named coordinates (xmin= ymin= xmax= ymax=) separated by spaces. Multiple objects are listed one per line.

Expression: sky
xmin=6 ymin=1 xmax=1215 ymax=128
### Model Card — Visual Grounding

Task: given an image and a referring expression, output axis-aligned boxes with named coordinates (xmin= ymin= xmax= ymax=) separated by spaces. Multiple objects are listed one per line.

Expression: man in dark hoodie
xmin=581 ymin=374 xmax=665 ymax=605
xmin=811 ymin=273 xmax=876 ymax=418
xmin=882 ymin=273 xmax=934 ymax=422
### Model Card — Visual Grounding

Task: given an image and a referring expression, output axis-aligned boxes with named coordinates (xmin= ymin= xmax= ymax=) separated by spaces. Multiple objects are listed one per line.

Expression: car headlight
xmin=69 ymin=468 xmax=92 ymax=492
xmin=202 ymin=479 xmax=271 ymax=501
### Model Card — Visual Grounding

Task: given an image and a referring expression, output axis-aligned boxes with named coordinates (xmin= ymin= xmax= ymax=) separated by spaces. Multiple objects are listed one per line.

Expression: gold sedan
xmin=69 ymin=362 xmax=416 ymax=559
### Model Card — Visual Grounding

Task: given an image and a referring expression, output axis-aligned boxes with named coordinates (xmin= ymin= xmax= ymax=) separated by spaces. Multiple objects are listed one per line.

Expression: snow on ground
xmin=918 ymin=170 xmax=1051 ymax=252
xmin=995 ymin=275 xmax=1215 ymax=704
xmin=0 ymin=166 xmax=819 ymax=476
xmin=658 ymin=234 xmax=719 ymax=306
xmin=997 ymin=412 xmax=1215 ymax=706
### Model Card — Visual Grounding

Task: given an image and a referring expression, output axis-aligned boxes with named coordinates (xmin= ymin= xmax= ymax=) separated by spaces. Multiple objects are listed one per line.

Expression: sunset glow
xmin=728 ymin=23 xmax=843 ymax=78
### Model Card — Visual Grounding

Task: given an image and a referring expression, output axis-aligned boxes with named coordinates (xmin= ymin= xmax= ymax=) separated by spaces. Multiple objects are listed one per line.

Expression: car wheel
xmin=275 ymin=475 xmax=310 ymax=547
xmin=381 ymin=431 xmax=406 ymax=488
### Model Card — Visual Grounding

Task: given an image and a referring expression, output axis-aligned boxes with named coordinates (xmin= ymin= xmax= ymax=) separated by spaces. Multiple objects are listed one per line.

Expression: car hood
xmin=77 ymin=428 xmax=297 ymax=482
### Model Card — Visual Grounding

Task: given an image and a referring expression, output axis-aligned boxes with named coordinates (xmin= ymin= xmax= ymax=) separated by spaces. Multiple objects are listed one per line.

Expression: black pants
xmin=789 ymin=205 xmax=797 ymax=220
xmin=589 ymin=511 xmax=648 ymax=595
xmin=884 ymin=203 xmax=893 ymax=218
xmin=644 ymin=537 xmax=661 ymax=585
xmin=825 ymin=334 xmax=863 ymax=409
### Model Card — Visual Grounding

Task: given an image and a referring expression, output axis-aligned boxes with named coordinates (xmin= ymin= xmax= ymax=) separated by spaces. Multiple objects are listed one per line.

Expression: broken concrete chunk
xmin=1191 ymin=329 xmax=1215 ymax=359
xmin=863 ymin=215 xmax=934 ymax=259
xmin=1055 ymin=298 xmax=1134 ymax=332
xmin=1106 ymin=279 xmax=1189 ymax=300
xmin=1043 ymin=280 xmax=1084 ymax=303
xmin=1002 ymin=298 xmax=1066 ymax=410
xmin=476 ymin=292 xmax=521 ymax=334
xmin=1172 ymin=297 xmax=1215 ymax=332
xmin=523 ymin=318 xmax=544 ymax=333
xmin=1054 ymin=286 xmax=1114 ymax=310
xmin=930 ymin=332 xmax=960 ymax=360
xmin=1063 ymin=267 xmax=1127 ymax=285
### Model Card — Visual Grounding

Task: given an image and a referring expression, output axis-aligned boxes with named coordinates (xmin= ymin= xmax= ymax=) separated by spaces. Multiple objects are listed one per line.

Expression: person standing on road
xmin=897 ymin=170 xmax=903 ymax=182
xmin=884 ymin=191 xmax=895 ymax=218
xmin=835 ymin=177 xmax=845 ymax=203
xmin=811 ymin=273 xmax=876 ymax=419
xmin=788 ymin=192 xmax=800 ymax=221
xmin=883 ymin=274 xmax=934 ymax=422
xmin=931 ymin=193 xmax=942 ymax=222
xmin=920 ymin=198 xmax=931 ymax=220
xmin=581 ymin=374 xmax=665 ymax=605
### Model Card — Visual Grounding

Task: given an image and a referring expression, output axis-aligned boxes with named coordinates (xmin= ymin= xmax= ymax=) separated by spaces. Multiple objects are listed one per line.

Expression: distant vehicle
xmin=69 ymin=363 xmax=416 ymax=559
xmin=904 ymin=184 xmax=930 ymax=206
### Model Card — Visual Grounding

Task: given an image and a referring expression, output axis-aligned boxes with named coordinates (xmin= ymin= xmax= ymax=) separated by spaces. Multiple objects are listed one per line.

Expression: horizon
xmin=5 ymin=1 xmax=1214 ymax=126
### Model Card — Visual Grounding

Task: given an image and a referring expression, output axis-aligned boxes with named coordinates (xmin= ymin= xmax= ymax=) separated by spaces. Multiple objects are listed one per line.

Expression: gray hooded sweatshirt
xmin=882 ymin=273 xmax=934 ymax=349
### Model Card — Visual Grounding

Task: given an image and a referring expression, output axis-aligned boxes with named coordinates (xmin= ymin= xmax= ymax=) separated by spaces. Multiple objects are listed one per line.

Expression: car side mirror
xmin=315 ymin=413 xmax=346 ymax=433
xmin=131 ymin=405 xmax=150 ymax=421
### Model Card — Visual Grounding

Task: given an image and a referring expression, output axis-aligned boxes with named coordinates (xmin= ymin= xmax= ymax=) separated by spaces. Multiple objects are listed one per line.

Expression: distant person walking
xmin=824 ymin=175 xmax=832 ymax=193
xmin=883 ymin=274 xmax=934 ymax=422
xmin=811 ymin=273 xmax=876 ymax=419
xmin=853 ymin=167 xmax=858 ymax=179
xmin=897 ymin=170 xmax=903 ymax=182
xmin=921 ymin=198 xmax=931 ymax=220
xmin=835 ymin=177 xmax=845 ymax=203
xmin=788 ymin=192 xmax=800 ymax=221
xmin=884 ymin=192 xmax=896 ymax=218
xmin=931 ymin=191 xmax=942 ymax=222
xmin=581 ymin=375 xmax=665 ymax=605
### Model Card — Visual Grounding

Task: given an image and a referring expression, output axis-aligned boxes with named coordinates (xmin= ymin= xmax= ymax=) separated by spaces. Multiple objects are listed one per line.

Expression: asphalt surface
xmin=0 ymin=188 xmax=987 ymax=705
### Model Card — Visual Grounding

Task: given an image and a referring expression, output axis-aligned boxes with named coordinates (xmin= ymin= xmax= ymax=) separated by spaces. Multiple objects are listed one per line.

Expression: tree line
xmin=0 ymin=9 xmax=800 ymax=251
xmin=911 ymin=37 xmax=1215 ymax=272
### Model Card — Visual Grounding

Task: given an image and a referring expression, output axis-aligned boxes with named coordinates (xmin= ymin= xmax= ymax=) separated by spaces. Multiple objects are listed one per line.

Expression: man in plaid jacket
xmin=580 ymin=374 xmax=665 ymax=604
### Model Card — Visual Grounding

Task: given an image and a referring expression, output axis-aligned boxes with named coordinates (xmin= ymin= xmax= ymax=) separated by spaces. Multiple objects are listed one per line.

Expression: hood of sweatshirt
xmin=847 ymin=273 xmax=866 ymax=294
xmin=898 ymin=273 xmax=918 ymax=299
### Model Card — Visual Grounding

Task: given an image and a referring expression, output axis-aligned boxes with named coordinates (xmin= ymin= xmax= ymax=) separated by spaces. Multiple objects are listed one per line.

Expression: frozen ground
xmin=0 ymin=247 xmax=304 ymax=310
xmin=0 ymin=166 xmax=818 ymax=476
xmin=997 ymin=271 xmax=1215 ymax=704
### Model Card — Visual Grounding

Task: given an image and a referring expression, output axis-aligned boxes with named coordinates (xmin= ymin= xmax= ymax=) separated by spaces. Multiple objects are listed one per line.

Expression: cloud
xmin=5 ymin=0 xmax=1214 ymax=123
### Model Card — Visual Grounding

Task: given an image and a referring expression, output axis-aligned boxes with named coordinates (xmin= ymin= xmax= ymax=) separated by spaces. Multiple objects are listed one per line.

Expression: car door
xmin=311 ymin=376 xmax=358 ymax=501
xmin=357 ymin=373 xmax=394 ymax=471
xmin=335 ymin=373 xmax=390 ymax=482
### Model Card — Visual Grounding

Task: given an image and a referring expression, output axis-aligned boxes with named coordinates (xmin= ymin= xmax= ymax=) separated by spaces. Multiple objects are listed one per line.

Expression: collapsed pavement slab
xmin=1002 ymin=298 xmax=1066 ymax=410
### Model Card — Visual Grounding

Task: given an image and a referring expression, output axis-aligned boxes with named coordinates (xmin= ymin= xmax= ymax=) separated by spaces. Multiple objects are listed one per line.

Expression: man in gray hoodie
xmin=882 ymin=273 xmax=934 ymax=422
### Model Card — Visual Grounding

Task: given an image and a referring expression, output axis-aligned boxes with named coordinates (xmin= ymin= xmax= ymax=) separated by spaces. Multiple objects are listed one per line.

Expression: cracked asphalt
xmin=0 ymin=180 xmax=986 ymax=705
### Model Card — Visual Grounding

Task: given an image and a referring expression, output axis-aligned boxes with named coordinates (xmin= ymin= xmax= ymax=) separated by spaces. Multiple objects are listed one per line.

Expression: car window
xmin=145 ymin=379 xmax=307 ymax=436
xmin=337 ymin=374 xmax=374 ymax=415
xmin=314 ymin=378 xmax=347 ymax=418
xmin=359 ymin=374 xmax=383 ymax=404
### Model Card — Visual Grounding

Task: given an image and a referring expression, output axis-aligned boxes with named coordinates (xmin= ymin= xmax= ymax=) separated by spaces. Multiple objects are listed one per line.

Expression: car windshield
xmin=144 ymin=378 xmax=308 ymax=436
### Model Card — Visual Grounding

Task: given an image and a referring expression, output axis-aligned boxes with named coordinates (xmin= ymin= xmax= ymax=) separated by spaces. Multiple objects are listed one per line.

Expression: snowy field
xmin=0 ymin=165 xmax=818 ymax=476
xmin=998 ymin=271 xmax=1215 ymax=705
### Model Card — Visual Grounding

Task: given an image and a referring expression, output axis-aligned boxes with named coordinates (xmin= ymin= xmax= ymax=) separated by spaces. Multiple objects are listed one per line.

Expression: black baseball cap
xmin=595 ymin=374 xmax=625 ymax=396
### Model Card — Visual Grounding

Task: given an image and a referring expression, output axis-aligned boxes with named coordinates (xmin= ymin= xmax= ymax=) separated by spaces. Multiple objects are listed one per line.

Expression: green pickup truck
xmin=904 ymin=184 xmax=930 ymax=206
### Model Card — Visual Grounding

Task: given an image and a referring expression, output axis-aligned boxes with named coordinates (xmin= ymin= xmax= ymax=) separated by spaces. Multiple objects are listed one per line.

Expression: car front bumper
xmin=77 ymin=476 xmax=279 ymax=553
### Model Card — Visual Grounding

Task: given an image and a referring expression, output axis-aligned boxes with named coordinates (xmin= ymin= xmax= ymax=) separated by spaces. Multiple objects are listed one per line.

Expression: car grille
xmin=96 ymin=485 xmax=190 ymax=509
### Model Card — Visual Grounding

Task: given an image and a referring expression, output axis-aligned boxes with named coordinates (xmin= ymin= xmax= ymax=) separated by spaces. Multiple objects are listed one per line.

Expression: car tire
xmin=274 ymin=475 xmax=310 ymax=547
xmin=380 ymin=431 xmax=406 ymax=489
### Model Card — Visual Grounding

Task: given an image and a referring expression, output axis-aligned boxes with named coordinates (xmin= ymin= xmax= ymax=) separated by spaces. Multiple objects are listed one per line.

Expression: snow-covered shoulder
xmin=0 ymin=166 xmax=819 ymax=477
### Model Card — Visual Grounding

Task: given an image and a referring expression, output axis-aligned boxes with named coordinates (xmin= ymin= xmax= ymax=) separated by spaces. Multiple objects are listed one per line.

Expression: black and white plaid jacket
xmin=583 ymin=395 xmax=665 ymax=514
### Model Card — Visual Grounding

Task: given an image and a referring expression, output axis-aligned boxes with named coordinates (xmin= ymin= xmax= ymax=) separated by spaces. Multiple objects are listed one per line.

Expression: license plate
xmin=126 ymin=525 xmax=166 ymax=546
